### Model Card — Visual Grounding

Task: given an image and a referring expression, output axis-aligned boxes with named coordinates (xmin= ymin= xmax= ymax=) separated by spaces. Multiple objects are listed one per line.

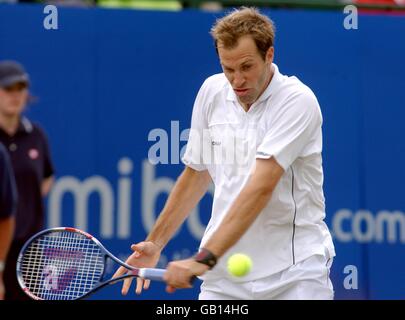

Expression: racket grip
xmin=138 ymin=268 xmax=166 ymax=281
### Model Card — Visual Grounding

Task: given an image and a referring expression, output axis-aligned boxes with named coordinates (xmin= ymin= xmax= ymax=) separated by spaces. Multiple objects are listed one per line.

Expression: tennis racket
xmin=16 ymin=227 xmax=166 ymax=300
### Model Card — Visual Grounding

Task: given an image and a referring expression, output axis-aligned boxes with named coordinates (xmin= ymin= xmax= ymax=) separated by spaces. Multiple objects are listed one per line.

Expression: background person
xmin=0 ymin=60 xmax=55 ymax=300
xmin=0 ymin=142 xmax=17 ymax=300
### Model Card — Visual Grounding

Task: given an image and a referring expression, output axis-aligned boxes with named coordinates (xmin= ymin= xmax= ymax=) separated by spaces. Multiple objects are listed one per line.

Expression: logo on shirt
xmin=211 ymin=140 xmax=222 ymax=146
xmin=28 ymin=148 xmax=39 ymax=160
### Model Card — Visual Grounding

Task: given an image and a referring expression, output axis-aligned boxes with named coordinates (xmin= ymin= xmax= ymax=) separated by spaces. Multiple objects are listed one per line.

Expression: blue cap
xmin=0 ymin=60 xmax=30 ymax=88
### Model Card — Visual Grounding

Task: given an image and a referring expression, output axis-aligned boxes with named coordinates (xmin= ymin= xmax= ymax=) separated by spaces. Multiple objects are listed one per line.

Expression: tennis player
xmin=115 ymin=7 xmax=335 ymax=300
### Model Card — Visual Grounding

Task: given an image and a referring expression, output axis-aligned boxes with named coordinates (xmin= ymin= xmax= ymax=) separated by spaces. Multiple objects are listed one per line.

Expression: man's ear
xmin=265 ymin=46 xmax=274 ymax=64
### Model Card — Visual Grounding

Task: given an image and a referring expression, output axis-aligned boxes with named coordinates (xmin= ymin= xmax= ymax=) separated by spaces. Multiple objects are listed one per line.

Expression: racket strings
xmin=20 ymin=231 xmax=104 ymax=300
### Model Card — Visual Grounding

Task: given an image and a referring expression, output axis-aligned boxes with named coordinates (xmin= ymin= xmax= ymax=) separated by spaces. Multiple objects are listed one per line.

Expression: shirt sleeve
xmin=256 ymin=90 xmax=322 ymax=171
xmin=181 ymin=80 xmax=211 ymax=171
xmin=0 ymin=146 xmax=17 ymax=219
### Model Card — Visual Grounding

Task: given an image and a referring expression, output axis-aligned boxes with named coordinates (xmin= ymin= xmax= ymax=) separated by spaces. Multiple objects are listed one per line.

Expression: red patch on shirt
xmin=28 ymin=148 xmax=39 ymax=160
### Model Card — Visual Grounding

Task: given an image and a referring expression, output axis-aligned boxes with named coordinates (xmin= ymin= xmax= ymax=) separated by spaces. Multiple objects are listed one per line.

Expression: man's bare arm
xmin=0 ymin=216 xmax=15 ymax=299
xmin=0 ymin=216 xmax=14 ymax=262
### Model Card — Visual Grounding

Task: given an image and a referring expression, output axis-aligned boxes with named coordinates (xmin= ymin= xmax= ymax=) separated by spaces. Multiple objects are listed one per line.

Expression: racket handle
xmin=138 ymin=268 xmax=166 ymax=281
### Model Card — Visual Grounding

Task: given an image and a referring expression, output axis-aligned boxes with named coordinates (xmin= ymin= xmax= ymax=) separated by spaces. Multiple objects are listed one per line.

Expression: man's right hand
xmin=113 ymin=241 xmax=162 ymax=296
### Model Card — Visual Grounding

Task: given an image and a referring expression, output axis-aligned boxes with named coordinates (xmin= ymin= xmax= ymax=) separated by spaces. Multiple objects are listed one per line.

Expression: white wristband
xmin=0 ymin=261 xmax=5 ymax=273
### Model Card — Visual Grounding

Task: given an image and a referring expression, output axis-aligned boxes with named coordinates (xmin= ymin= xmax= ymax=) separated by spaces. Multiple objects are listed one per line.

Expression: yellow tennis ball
xmin=227 ymin=253 xmax=252 ymax=277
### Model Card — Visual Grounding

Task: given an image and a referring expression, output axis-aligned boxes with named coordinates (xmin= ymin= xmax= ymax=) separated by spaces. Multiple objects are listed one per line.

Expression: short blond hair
xmin=210 ymin=7 xmax=275 ymax=60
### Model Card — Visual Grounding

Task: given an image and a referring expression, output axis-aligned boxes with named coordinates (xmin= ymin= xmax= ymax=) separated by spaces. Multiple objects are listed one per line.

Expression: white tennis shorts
xmin=199 ymin=254 xmax=334 ymax=300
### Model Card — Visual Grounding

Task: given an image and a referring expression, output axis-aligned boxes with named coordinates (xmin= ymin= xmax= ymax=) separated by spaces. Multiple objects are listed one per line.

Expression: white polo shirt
xmin=182 ymin=64 xmax=335 ymax=282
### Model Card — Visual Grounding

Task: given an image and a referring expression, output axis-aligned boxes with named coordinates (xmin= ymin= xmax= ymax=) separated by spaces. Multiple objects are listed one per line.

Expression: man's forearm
xmin=0 ymin=216 xmax=15 ymax=261
xmin=146 ymin=167 xmax=211 ymax=248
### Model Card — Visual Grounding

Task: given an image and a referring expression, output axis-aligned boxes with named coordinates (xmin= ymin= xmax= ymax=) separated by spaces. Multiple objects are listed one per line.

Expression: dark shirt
xmin=0 ymin=117 xmax=54 ymax=240
xmin=0 ymin=142 xmax=17 ymax=219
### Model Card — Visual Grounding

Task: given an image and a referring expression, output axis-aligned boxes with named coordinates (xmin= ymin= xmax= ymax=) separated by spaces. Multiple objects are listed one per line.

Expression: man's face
xmin=0 ymin=82 xmax=28 ymax=117
xmin=218 ymin=36 xmax=274 ymax=109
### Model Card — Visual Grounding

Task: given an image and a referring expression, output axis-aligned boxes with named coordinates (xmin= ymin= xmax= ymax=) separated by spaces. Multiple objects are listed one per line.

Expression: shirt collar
xmin=17 ymin=117 xmax=33 ymax=134
xmin=0 ymin=116 xmax=33 ymax=137
xmin=226 ymin=63 xmax=282 ymax=104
